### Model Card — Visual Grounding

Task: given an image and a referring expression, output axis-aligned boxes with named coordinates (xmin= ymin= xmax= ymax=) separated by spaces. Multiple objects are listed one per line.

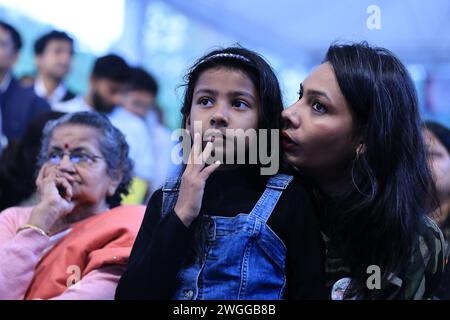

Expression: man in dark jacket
xmin=33 ymin=30 xmax=76 ymax=107
xmin=0 ymin=21 xmax=50 ymax=147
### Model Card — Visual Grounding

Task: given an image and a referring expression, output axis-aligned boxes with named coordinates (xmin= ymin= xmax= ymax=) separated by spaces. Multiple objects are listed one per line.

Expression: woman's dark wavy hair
xmin=321 ymin=42 xmax=436 ymax=299
xmin=37 ymin=112 xmax=134 ymax=208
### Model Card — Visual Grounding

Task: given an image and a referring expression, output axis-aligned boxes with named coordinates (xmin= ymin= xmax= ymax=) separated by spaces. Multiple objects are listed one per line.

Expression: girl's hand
xmin=174 ymin=132 xmax=221 ymax=227
xmin=27 ymin=164 xmax=77 ymax=234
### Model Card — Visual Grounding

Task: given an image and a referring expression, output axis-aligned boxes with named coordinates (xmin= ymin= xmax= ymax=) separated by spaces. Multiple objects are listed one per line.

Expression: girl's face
xmin=281 ymin=62 xmax=359 ymax=178
xmin=424 ymin=129 xmax=450 ymax=201
xmin=187 ymin=67 xmax=259 ymax=164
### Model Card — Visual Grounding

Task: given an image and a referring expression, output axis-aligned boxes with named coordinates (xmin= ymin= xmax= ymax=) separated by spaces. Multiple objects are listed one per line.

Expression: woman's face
xmin=281 ymin=62 xmax=359 ymax=178
xmin=424 ymin=129 xmax=450 ymax=201
xmin=187 ymin=67 xmax=259 ymax=164
xmin=44 ymin=124 xmax=119 ymax=207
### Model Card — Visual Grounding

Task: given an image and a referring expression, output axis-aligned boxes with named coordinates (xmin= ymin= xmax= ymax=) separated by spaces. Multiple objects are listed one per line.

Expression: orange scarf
xmin=25 ymin=205 xmax=145 ymax=299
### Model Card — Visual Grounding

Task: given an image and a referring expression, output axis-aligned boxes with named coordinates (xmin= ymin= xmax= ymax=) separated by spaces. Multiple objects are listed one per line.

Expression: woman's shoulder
xmin=79 ymin=205 xmax=146 ymax=234
xmin=402 ymin=215 xmax=447 ymax=299
xmin=414 ymin=215 xmax=446 ymax=261
xmin=276 ymin=174 xmax=311 ymax=201
xmin=268 ymin=174 xmax=316 ymax=224
xmin=62 ymin=206 xmax=147 ymax=258
xmin=414 ymin=215 xmax=447 ymax=272
xmin=105 ymin=204 xmax=147 ymax=218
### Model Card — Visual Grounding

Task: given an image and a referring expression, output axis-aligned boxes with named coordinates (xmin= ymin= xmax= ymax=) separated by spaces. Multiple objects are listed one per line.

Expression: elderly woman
xmin=0 ymin=112 xmax=145 ymax=300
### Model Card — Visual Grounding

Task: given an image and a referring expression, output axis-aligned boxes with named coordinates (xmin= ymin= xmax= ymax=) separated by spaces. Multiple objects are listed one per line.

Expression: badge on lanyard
xmin=331 ymin=277 xmax=352 ymax=300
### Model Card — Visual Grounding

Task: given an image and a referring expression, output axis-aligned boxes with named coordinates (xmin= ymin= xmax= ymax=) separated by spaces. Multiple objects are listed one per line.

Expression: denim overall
xmin=161 ymin=173 xmax=293 ymax=300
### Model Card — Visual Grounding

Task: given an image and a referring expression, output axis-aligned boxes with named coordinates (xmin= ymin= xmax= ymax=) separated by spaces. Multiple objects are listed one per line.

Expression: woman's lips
xmin=281 ymin=131 xmax=297 ymax=150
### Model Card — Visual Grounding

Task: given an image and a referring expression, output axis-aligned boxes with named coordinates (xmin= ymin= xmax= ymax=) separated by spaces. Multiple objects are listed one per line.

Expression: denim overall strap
xmin=161 ymin=177 xmax=181 ymax=217
xmin=161 ymin=165 xmax=185 ymax=217
xmin=248 ymin=174 xmax=293 ymax=223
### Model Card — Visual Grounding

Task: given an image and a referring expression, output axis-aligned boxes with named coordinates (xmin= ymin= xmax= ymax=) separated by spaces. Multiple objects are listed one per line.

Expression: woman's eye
xmin=71 ymin=153 xmax=89 ymax=163
xmin=233 ymin=100 xmax=250 ymax=110
xmin=49 ymin=152 xmax=62 ymax=162
xmin=430 ymin=151 xmax=443 ymax=159
xmin=297 ymin=84 xmax=304 ymax=100
xmin=80 ymin=153 xmax=92 ymax=161
xmin=199 ymin=98 xmax=213 ymax=107
xmin=312 ymin=101 xmax=328 ymax=114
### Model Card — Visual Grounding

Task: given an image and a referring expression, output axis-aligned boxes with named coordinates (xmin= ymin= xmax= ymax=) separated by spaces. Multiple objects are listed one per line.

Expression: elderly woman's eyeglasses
xmin=47 ymin=150 xmax=103 ymax=167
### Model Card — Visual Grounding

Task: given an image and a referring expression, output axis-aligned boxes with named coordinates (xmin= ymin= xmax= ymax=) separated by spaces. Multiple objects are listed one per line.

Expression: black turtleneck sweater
xmin=115 ymin=167 xmax=327 ymax=300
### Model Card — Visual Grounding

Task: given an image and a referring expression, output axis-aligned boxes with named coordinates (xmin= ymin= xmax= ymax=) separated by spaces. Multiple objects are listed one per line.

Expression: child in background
xmin=109 ymin=67 xmax=174 ymax=202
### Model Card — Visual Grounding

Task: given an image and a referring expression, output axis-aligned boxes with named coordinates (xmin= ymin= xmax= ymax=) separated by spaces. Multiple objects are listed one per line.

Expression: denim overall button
xmin=184 ymin=290 xmax=194 ymax=299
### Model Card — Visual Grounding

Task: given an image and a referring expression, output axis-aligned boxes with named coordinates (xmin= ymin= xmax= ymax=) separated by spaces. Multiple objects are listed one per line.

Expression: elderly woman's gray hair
xmin=38 ymin=111 xmax=134 ymax=207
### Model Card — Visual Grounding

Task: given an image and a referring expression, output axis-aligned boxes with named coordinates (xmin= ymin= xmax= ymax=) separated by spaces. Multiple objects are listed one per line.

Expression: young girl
xmin=116 ymin=47 xmax=327 ymax=300
xmin=281 ymin=42 xmax=446 ymax=299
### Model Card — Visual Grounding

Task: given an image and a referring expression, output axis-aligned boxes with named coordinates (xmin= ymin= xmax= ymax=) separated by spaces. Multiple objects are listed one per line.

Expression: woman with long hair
xmin=281 ymin=42 xmax=446 ymax=299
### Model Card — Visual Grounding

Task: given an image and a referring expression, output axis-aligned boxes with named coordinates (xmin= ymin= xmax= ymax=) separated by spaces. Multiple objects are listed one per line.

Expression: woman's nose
xmin=58 ymin=154 xmax=76 ymax=172
xmin=282 ymin=102 xmax=301 ymax=128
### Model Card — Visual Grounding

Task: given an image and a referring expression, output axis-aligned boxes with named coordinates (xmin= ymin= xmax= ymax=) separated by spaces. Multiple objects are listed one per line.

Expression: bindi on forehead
xmin=64 ymin=144 xmax=70 ymax=149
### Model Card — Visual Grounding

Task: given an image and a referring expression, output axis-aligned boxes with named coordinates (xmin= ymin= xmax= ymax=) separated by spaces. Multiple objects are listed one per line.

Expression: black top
xmin=116 ymin=167 xmax=328 ymax=300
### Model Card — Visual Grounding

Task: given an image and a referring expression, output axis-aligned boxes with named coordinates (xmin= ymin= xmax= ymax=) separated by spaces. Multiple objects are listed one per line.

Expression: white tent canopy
xmin=155 ymin=0 xmax=450 ymax=66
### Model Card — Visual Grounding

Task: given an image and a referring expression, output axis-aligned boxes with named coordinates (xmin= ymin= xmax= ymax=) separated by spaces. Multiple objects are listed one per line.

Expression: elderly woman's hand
xmin=27 ymin=164 xmax=77 ymax=234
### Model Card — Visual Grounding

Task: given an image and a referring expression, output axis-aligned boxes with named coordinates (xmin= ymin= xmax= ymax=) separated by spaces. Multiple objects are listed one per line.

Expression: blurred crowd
xmin=0 ymin=21 xmax=175 ymax=210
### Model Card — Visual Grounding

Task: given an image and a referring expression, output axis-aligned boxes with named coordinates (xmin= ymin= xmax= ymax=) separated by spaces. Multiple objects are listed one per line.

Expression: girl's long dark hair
xmin=320 ymin=42 xmax=436 ymax=299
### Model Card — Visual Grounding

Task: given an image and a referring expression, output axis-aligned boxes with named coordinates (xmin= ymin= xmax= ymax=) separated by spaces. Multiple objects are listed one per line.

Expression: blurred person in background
xmin=19 ymin=74 xmax=36 ymax=87
xmin=109 ymin=67 xmax=157 ymax=203
xmin=0 ymin=111 xmax=65 ymax=211
xmin=424 ymin=121 xmax=450 ymax=237
xmin=33 ymin=30 xmax=76 ymax=107
xmin=423 ymin=121 xmax=450 ymax=299
xmin=0 ymin=20 xmax=50 ymax=149
xmin=109 ymin=67 xmax=175 ymax=202
xmin=55 ymin=54 xmax=130 ymax=115
xmin=144 ymin=101 xmax=176 ymax=197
